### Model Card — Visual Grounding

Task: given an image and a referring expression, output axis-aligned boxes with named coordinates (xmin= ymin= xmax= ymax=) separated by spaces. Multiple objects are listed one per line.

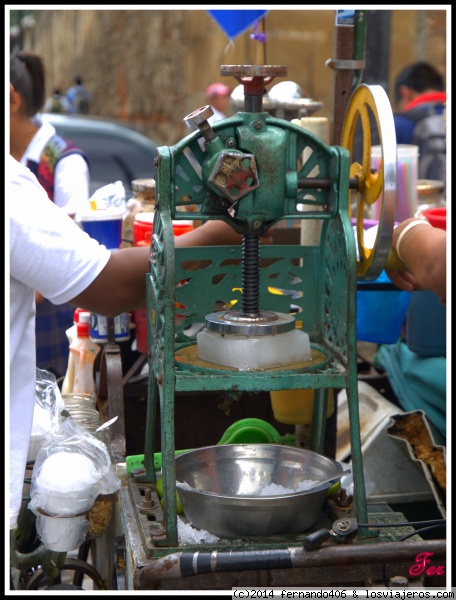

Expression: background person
xmin=376 ymin=216 xmax=447 ymax=443
xmin=373 ymin=63 xmax=448 ymax=444
xmin=393 ymin=61 xmax=446 ymax=184
xmin=10 ymin=54 xmax=90 ymax=377
xmin=43 ymin=87 xmax=71 ymax=114
xmin=66 ymin=75 xmax=91 ymax=114
xmin=205 ymin=82 xmax=231 ymax=124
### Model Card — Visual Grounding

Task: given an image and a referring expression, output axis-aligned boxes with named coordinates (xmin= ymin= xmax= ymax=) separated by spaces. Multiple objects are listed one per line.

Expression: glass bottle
xmin=121 ymin=178 xmax=156 ymax=248
xmin=415 ymin=179 xmax=445 ymax=217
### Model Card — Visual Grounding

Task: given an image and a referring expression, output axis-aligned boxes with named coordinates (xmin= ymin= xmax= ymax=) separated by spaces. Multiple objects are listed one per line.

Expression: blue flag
xmin=208 ymin=9 xmax=268 ymax=40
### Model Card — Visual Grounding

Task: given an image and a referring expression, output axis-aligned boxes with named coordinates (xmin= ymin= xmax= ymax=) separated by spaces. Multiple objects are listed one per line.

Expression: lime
xmin=155 ymin=476 xmax=164 ymax=498
xmin=156 ymin=477 xmax=184 ymax=514
xmin=326 ymin=480 xmax=341 ymax=497
xmin=176 ymin=492 xmax=184 ymax=514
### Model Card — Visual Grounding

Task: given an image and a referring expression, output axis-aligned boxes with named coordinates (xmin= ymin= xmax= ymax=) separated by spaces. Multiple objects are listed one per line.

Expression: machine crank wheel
xmin=341 ymin=84 xmax=397 ymax=280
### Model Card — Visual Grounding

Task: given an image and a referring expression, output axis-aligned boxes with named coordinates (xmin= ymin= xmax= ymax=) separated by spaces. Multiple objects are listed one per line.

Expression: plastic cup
xmin=81 ymin=211 xmax=123 ymax=250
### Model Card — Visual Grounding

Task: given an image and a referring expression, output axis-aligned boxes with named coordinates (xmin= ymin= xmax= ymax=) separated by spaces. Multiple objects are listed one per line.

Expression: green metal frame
xmin=140 ymin=115 xmax=371 ymax=547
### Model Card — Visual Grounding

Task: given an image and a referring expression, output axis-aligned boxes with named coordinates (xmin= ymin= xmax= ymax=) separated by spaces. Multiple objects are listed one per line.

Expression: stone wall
xmin=21 ymin=8 xmax=447 ymax=146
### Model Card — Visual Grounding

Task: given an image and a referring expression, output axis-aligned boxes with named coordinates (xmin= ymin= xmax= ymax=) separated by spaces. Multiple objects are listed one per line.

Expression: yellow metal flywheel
xmin=341 ymin=84 xmax=399 ymax=279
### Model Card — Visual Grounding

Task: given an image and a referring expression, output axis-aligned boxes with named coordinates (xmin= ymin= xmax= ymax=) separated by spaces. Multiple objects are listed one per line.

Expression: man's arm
xmin=70 ymin=220 xmax=274 ymax=317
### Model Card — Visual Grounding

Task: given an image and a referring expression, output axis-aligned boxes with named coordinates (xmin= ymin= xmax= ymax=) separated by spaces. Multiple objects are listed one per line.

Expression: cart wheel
xmin=341 ymin=83 xmax=397 ymax=280
xmin=25 ymin=557 xmax=106 ymax=590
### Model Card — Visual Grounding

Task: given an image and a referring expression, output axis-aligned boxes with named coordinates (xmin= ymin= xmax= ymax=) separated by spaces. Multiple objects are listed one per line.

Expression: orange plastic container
xmin=133 ymin=214 xmax=194 ymax=353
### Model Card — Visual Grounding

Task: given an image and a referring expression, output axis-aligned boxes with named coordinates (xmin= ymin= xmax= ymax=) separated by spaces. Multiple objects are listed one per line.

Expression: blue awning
xmin=208 ymin=9 xmax=268 ymax=40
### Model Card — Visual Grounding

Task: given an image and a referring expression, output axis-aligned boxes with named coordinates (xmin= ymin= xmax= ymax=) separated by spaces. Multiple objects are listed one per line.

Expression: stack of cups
xmin=371 ymin=144 xmax=419 ymax=223
xmin=80 ymin=206 xmax=130 ymax=344
xmin=33 ymin=451 xmax=101 ymax=552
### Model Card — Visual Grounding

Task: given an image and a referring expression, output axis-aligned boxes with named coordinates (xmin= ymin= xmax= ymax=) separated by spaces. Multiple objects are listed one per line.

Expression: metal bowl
xmin=175 ymin=444 xmax=344 ymax=538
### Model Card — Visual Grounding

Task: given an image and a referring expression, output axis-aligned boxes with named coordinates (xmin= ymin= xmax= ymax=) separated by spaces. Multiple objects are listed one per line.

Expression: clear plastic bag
xmin=27 ymin=369 xmax=66 ymax=463
xmin=29 ymin=416 xmax=120 ymax=518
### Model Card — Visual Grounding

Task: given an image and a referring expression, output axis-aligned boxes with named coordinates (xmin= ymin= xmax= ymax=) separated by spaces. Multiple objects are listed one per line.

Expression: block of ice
xmin=197 ymin=328 xmax=311 ymax=370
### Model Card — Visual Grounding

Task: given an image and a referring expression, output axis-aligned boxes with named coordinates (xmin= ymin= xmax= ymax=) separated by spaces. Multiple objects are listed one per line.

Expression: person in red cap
xmin=205 ymin=82 xmax=231 ymax=124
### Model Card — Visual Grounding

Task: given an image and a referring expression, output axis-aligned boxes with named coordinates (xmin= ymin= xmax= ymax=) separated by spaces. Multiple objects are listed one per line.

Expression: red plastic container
xmin=422 ymin=207 xmax=446 ymax=231
xmin=133 ymin=214 xmax=194 ymax=353
xmin=133 ymin=213 xmax=194 ymax=246
xmin=133 ymin=213 xmax=154 ymax=247
xmin=172 ymin=220 xmax=194 ymax=236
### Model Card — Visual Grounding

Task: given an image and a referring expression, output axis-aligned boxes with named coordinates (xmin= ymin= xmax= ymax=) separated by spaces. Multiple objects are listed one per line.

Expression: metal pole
xmin=329 ymin=10 xmax=356 ymax=146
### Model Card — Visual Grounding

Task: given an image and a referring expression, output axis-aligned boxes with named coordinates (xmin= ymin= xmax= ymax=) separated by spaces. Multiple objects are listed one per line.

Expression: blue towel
xmin=375 ymin=341 xmax=446 ymax=442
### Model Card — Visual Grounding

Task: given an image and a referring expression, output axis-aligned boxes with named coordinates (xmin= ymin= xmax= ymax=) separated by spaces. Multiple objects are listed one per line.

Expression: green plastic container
xmin=125 ymin=418 xmax=295 ymax=474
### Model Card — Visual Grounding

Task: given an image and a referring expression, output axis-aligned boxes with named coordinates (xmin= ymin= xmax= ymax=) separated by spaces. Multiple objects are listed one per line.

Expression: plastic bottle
xmin=70 ymin=311 xmax=101 ymax=396
xmin=61 ymin=308 xmax=85 ymax=394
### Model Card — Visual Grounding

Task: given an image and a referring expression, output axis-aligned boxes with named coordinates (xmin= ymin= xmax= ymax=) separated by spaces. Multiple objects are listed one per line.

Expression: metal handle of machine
xmin=220 ymin=64 xmax=288 ymax=112
xmin=184 ymin=105 xmax=217 ymax=143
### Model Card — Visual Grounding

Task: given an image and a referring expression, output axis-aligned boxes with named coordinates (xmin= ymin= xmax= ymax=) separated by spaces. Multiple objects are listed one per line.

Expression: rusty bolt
xmin=337 ymin=519 xmax=352 ymax=532
xmin=136 ymin=488 xmax=158 ymax=511
xmin=333 ymin=488 xmax=353 ymax=507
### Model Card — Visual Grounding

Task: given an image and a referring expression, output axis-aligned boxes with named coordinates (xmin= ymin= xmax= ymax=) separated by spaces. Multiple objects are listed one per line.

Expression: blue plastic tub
xmin=357 ymin=270 xmax=412 ymax=344
xmin=353 ymin=219 xmax=412 ymax=344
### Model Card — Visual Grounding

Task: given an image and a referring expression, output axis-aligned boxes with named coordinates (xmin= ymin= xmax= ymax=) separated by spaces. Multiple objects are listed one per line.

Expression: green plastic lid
xmin=218 ymin=418 xmax=281 ymax=445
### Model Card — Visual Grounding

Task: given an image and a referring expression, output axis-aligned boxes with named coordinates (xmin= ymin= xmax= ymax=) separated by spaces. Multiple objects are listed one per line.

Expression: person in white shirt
xmin=7 ymin=143 xmax=272 ymax=533
xmin=10 ymin=52 xmax=91 ymax=377
xmin=10 ymin=54 xmax=89 ymax=217
xmin=7 ymin=153 xmax=149 ymax=532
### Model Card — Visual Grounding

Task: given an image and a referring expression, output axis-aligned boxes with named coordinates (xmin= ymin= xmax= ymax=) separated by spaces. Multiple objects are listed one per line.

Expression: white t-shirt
xmin=22 ymin=117 xmax=90 ymax=216
xmin=7 ymin=156 xmax=111 ymax=530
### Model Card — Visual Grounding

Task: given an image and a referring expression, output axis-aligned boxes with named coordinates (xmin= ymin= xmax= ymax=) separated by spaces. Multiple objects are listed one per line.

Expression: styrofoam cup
xmin=36 ymin=512 xmax=89 ymax=552
xmin=34 ymin=452 xmax=101 ymax=516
